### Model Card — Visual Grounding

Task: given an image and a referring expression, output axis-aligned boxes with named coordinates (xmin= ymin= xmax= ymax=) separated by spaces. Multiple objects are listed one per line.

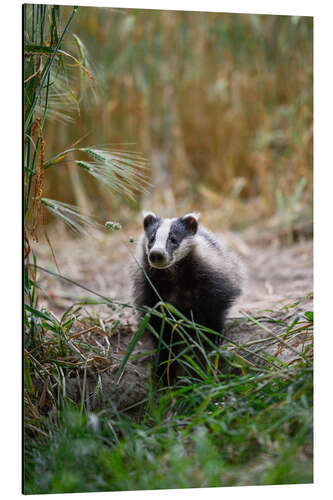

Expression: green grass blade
xmin=114 ymin=313 xmax=151 ymax=384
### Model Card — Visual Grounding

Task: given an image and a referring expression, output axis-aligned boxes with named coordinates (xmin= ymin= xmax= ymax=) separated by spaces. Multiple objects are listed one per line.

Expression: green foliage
xmin=45 ymin=146 xmax=149 ymax=201
xmin=23 ymin=4 xmax=148 ymax=416
xmin=24 ymin=360 xmax=313 ymax=493
xmin=24 ymin=291 xmax=313 ymax=493
xmin=24 ymin=4 xmax=147 ymax=240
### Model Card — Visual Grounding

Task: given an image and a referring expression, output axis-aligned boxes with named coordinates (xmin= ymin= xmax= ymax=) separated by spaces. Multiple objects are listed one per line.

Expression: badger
xmin=131 ymin=211 xmax=243 ymax=385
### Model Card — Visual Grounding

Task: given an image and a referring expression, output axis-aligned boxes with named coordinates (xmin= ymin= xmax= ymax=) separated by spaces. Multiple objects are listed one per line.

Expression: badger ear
xmin=142 ymin=211 xmax=158 ymax=230
xmin=180 ymin=212 xmax=200 ymax=234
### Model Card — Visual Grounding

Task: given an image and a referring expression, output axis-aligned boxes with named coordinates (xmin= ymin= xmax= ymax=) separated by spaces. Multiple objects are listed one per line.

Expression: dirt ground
xmin=31 ymin=224 xmax=313 ymax=411
xmin=34 ymin=223 xmax=313 ymax=317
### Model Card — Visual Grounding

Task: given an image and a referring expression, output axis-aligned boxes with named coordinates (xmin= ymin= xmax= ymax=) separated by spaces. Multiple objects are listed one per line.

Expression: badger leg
xmin=212 ymin=311 xmax=227 ymax=346
xmin=197 ymin=305 xmax=228 ymax=347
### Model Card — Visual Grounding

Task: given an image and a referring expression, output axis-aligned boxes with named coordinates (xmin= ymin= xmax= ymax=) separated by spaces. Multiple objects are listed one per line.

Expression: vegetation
xmin=24 ymin=292 xmax=313 ymax=493
xmin=24 ymin=4 xmax=148 ymax=243
xmin=24 ymin=279 xmax=313 ymax=493
xmin=23 ymin=4 xmax=313 ymax=495
xmin=44 ymin=7 xmax=313 ymax=226
xmin=25 ymin=362 xmax=313 ymax=493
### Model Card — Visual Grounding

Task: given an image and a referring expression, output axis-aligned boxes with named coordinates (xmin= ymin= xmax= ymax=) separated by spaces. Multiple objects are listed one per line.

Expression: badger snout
xmin=149 ymin=249 xmax=171 ymax=268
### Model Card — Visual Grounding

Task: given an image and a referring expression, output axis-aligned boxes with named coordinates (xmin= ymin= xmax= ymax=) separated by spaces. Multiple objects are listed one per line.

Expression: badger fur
xmin=131 ymin=211 xmax=243 ymax=385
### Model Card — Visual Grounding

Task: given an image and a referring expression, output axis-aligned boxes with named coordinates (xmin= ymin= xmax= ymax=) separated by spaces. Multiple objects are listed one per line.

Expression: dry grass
xmin=42 ymin=8 xmax=312 ymax=226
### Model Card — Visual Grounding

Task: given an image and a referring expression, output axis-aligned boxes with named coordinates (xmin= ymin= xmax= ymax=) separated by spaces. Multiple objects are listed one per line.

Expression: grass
xmin=24 ymin=4 xmax=148 ymax=242
xmin=23 ymin=5 xmax=313 ymax=494
xmin=23 ymin=290 xmax=313 ymax=494
xmin=25 ymin=383 xmax=312 ymax=493
xmin=24 ymin=360 xmax=313 ymax=493
xmin=43 ymin=8 xmax=313 ymax=225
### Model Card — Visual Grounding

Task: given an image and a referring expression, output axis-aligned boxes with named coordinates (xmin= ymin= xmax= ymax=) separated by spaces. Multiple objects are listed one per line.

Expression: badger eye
xmin=170 ymin=236 xmax=178 ymax=245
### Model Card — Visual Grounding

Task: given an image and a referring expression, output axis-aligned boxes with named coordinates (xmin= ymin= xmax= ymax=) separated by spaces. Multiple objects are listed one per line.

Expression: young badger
xmin=132 ymin=212 xmax=243 ymax=384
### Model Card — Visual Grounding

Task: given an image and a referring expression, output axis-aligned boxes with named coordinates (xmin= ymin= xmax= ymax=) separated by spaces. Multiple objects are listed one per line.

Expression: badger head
xmin=142 ymin=211 xmax=200 ymax=269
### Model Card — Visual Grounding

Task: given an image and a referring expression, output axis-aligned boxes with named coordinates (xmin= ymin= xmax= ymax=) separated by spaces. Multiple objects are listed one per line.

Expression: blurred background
xmin=38 ymin=6 xmax=313 ymax=233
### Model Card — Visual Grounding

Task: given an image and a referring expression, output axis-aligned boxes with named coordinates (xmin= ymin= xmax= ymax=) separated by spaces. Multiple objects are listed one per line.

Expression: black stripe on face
xmin=165 ymin=218 xmax=196 ymax=255
xmin=144 ymin=217 xmax=162 ymax=250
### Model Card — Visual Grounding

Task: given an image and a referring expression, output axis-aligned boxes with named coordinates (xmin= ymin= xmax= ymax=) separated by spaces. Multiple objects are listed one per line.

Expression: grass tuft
xmin=24 ymin=291 xmax=313 ymax=493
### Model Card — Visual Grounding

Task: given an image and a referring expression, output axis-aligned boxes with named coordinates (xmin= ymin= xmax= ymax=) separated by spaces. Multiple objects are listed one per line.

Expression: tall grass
xmin=23 ymin=2 xmax=148 ymax=465
xmin=24 ymin=4 xmax=148 ymax=243
xmin=43 ymin=8 xmax=313 ymax=224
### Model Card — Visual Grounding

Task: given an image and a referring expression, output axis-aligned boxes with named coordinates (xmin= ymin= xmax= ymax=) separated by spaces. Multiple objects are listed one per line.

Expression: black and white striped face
xmin=143 ymin=212 xmax=200 ymax=269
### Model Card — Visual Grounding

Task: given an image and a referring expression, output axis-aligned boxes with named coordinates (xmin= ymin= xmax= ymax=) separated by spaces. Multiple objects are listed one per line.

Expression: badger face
xmin=143 ymin=211 xmax=200 ymax=269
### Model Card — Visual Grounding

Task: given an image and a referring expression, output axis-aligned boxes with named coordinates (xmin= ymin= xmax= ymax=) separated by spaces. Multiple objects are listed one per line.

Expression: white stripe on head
xmin=152 ymin=218 xmax=173 ymax=252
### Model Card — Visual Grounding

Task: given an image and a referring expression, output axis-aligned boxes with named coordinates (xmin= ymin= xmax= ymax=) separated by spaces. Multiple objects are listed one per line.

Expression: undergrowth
xmin=25 ymin=367 xmax=313 ymax=493
xmin=24 ymin=289 xmax=313 ymax=494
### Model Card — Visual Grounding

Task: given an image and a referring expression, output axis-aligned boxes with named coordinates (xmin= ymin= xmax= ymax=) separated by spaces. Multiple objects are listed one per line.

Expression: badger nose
xmin=149 ymin=250 xmax=166 ymax=265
